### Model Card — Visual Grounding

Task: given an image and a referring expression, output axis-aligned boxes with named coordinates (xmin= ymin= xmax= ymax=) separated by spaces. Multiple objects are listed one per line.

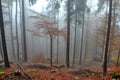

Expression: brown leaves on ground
xmin=0 ymin=65 xmax=120 ymax=80
xmin=0 ymin=68 xmax=29 ymax=80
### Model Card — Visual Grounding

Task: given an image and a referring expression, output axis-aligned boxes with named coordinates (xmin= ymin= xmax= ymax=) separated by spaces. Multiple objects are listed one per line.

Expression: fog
xmin=1 ymin=0 xmax=120 ymax=69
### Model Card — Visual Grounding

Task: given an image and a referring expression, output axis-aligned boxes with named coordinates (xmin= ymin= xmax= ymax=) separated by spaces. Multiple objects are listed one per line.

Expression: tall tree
xmin=97 ymin=1 xmax=109 ymax=62
xmin=79 ymin=9 xmax=85 ymax=65
xmin=73 ymin=0 xmax=87 ymax=65
xmin=103 ymin=0 xmax=113 ymax=76
xmin=15 ymin=0 xmax=20 ymax=60
xmin=56 ymin=13 xmax=59 ymax=64
xmin=72 ymin=0 xmax=77 ymax=67
xmin=0 ymin=0 xmax=10 ymax=67
xmin=55 ymin=0 xmax=60 ymax=64
xmin=22 ymin=0 xmax=27 ymax=61
xmin=66 ymin=0 xmax=70 ymax=67
xmin=46 ymin=0 xmax=61 ymax=65
xmin=28 ymin=10 xmax=66 ymax=66
xmin=8 ymin=0 xmax=15 ymax=60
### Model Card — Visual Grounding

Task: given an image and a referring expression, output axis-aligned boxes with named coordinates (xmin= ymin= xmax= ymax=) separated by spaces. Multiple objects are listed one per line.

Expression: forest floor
xmin=0 ymin=63 xmax=120 ymax=80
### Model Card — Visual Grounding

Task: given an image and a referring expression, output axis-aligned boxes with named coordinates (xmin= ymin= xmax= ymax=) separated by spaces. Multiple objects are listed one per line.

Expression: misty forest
xmin=0 ymin=0 xmax=120 ymax=80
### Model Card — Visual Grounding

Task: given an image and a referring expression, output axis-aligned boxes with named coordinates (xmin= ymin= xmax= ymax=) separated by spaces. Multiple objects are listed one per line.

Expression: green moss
xmin=0 ymin=71 xmax=5 ymax=75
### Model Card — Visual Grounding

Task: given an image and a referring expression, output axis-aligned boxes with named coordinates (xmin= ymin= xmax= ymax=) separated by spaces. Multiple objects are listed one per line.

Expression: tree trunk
xmin=101 ymin=0 xmax=108 ymax=62
xmin=50 ymin=36 xmax=53 ymax=66
xmin=19 ymin=0 xmax=24 ymax=57
xmin=108 ymin=0 xmax=116 ymax=63
xmin=66 ymin=0 xmax=70 ymax=67
xmin=8 ymin=0 xmax=15 ymax=59
xmin=72 ymin=5 xmax=77 ymax=67
xmin=22 ymin=0 xmax=27 ymax=61
xmin=79 ymin=10 xmax=85 ymax=65
xmin=56 ymin=13 xmax=59 ymax=64
xmin=116 ymin=49 xmax=120 ymax=66
xmin=0 ymin=0 xmax=10 ymax=67
xmin=15 ymin=0 xmax=20 ymax=61
xmin=56 ymin=34 xmax=59 ymax=64
xmin=84 ymin=13 xmax=90 ymax=62
xmin=103 ymin=0 xmax=113 ymax=76
xmin=0 ymin=38 xmax=3 ymax=59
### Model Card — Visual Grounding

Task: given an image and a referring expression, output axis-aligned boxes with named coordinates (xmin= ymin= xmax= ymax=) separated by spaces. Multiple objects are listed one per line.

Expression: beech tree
xmin=46 ymin=0 xmax=61 ymax=64
xmin=28 ymin=10 xmax=66 ymax=66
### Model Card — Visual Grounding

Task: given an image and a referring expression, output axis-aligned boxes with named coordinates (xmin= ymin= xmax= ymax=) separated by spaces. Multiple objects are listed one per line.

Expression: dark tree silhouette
xmin=103 ymin=0 xmax=113 ymax=76
xmin=0 ymin=0 xmax=10 ymax=67
xmin=66 ymin=0 xmax=70 ymax=67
